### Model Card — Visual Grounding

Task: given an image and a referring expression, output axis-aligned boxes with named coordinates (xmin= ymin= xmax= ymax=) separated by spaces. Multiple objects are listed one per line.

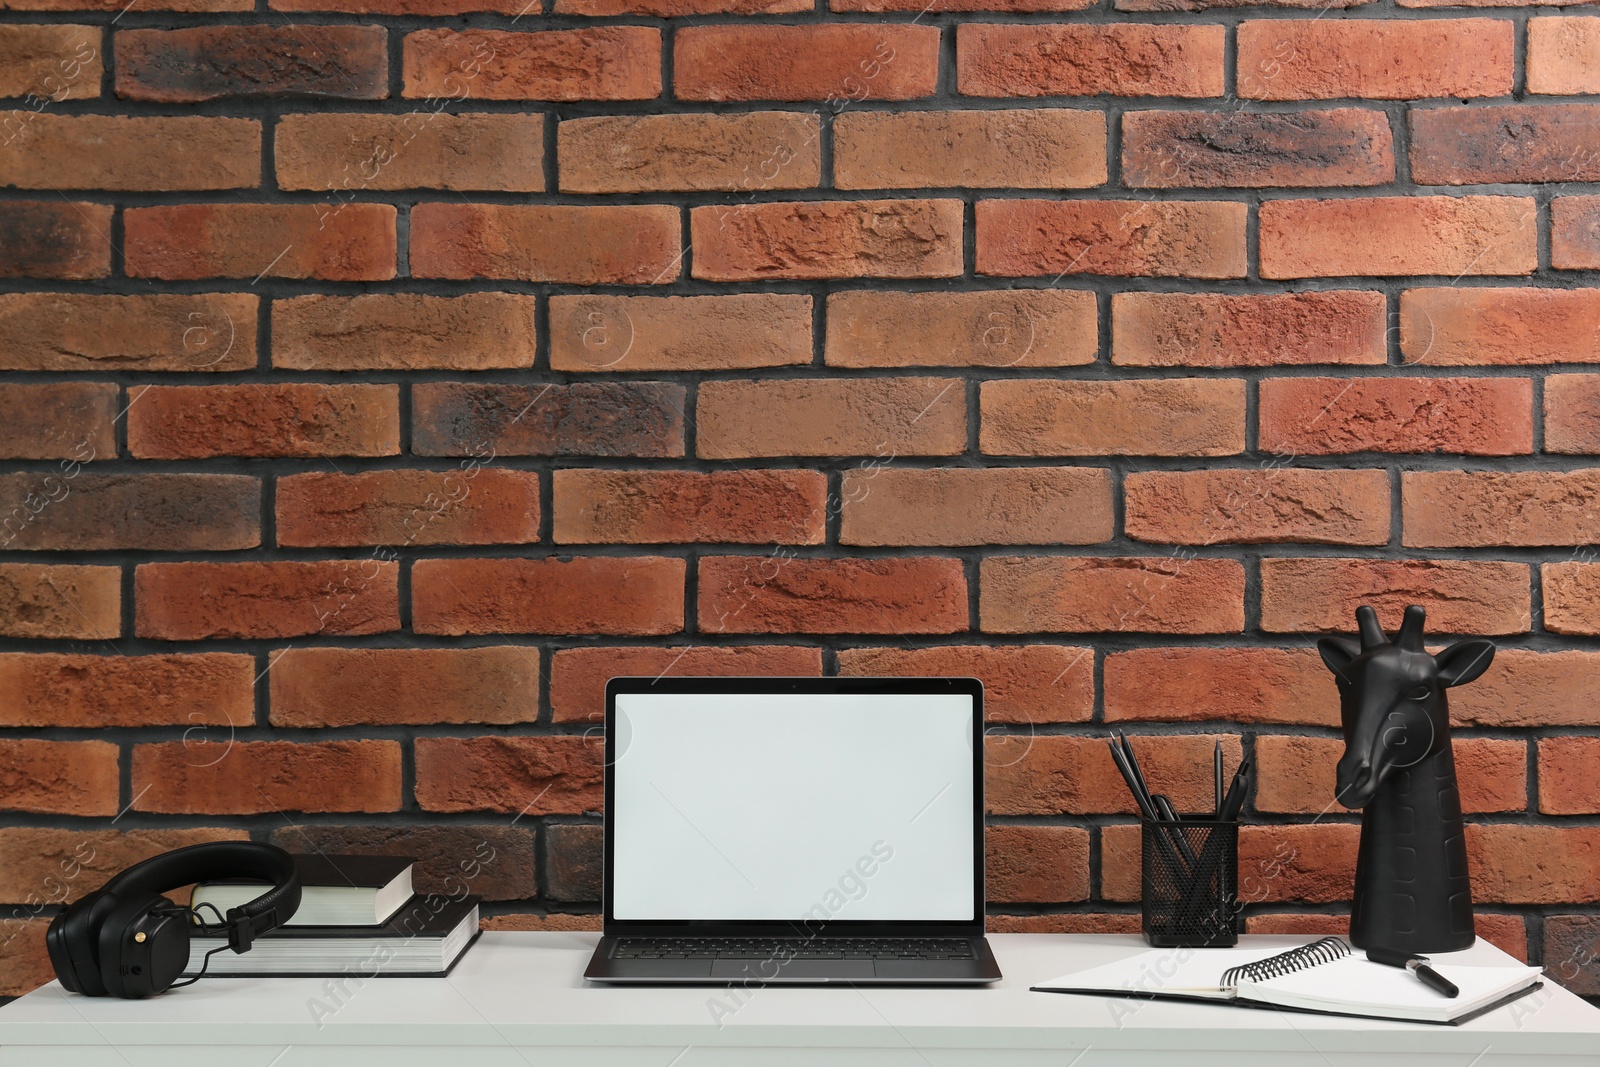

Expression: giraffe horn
xmin=1356 ymin=605 xmax=1386 ymax=650
xmin=1397 ymin=605 xmax=1426 ymax=651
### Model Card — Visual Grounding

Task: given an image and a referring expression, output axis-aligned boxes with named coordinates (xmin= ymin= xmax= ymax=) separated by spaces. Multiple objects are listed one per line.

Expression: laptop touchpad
xmin=710 ymin=960 xmax=876 ymax=981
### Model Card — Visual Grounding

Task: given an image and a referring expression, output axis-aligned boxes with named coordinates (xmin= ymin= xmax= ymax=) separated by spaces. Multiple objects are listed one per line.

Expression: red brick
xmin=1468 ymin=825 xmax=1600 ymax=903
xmin=840 ymin=467 xmax=1113 ymax=546
xmin=1104 ymin=647 xmax=1338 ymax=726
xmin=1259 ymin=558 xmax=1531 ymax=635
xmin=988 ymin=826 xmax=1089 ymax=904
xmin=836 ymin=645 xmax=1093 ymax=724
xmin=1553 ymin=196 xmax=1600 ymax=270
xmin=0 ymin=564 xmax=119 ymax=640
xmin=553 ymin=469 xmax=825 ymax=545
xmin=0 ymin=739 xmax=118 ymax=816
xmin=1529 ymin=16 xmax=1600 ymax=94
xmin=560 ymin=0 xmax=807 ymax=11
xmin=1405 ymin=470 xmax=1600 ymax=548
xmin=115 ymin=25 xmax=387 ymax=102
xmin=544 ymin=823 xmax=601 ymax=902
xmin=0 ymin=917 xmax=53 ymax=997
xmin=0 ymin=382 xmax=117 ymax=460
xmin=1125 ymin=469 xmax=1390 ymax=547
xmin=1542 ymin=562 xmax=1600 ymax=636
xmin=0 ymin=201 xmax=109 ymax=280
xmin=981 ymin=379 xmax=1245 ymax=457
xmin=1545 ymin=916 xmax=1600 ymax=995
xmin=133 ymin=740 xmax=401 ymax=814
xmin=402 ymin=28 xmax=660 ymax=101
xmin=1411 ymin=105 xmax=1600 ymax=185
xmin=976 ymin=200 xmax=1247 ymax=279
xmin=835 ymin=109 xmax=1105 ymax=190
xmin=127 ymin=384 xmax=398 ymax=459
xmin=273 ymin=823 xmax=538 ymax=902
xmin=269 ymin=647 xmax=538 ymax=727
xmin=1255 ymin=735 xmax=1526 ymax=815
xmin=1547 ymin=375 xmax=1600 ymax=453
xmin=412 ymin=203 xmax=679 ymax=284
xmin=981 ymin=556 xmax=1245 ymax=635
xmin=274 ymin=293 xmax=537 ymax=371
xmin=549 ymin=645 xmax=823 ymax=724
xmin=0 ymin=293 xmax=256 ymax=372
xmin=1112 ymin=291 xmax=1387 ymax=368
xmin=0 ymin=653 xmax=252 ymax=728
xmin=0 ymin=473 xmax=259 ymax=551
xmin=5 ymin=0 xmax=247 ymax=7
xmin=827 ymin=289 xmax=1096 ymax=369
xmin=1123 ymin=109 xmax=1394 ymax=189
xmin=697 ymin=377 xmax=965 ymax=459
xmin=549 ymin=294 xmax=811 ymax=373
xmin=1243 ymin=913 xmax=1348 ymax=939
xmin=135 ymin=561 xmax=400 ymax=640
xmin=413 ymin=556 xmax=684 ymax=636
xmin=124 ymin=203 xmax=396 ymax=281
xmin=1123 ymin=0 xmax=1370 ymax=9
xmin=692 ymin=200 xmax=962 ymax=281
xmin=276 ymin=113 xmax=543 ymax=193
xmin=276 ymin=0 xmax=543 ymax=10
xmin=990 ymin=734 xmax=1242 ymax=816
xmin=1260 ymin=197 xmax=1536 ymax=279
xmin=676 ymin=25 xmax=938 ymax=102
xmin=957 ymin=24 xmax=1225 ymax=98
xmin=414 ymin=736 xmax=601 ymax=814
xmin=1401 ymin=288 xmax=1600 ymax=365
xmin=0 ymin=24 xmax=99 ymax=100
xmin=0 ymin=827 xmax=247 ymax=906
xmin=412 ymin=382 xmax=685 ymax=459
xmin=0 ymin=115 xmax=258 ymax=191
xmin=484 ymin=913 xmax=603 ymax=932
xmin=987 ymin=913 xmax=1142 ymax=935
xmin=1258 ymin=377 xmax=1533 ymax=456
xmin=1237 ymin=825 xmax=1361 ymax=903
xmin=840 ymin=0 xmax=1090 ymax=8
xmin=1453 ymin=649 xmax=1600 ymax=727
xmin=1238 ymin=19 xmax=1514 ymax=100
xmin=698 ymin=556 xmax=967 ymax=635
xmin=559 ymin=112 xmax=818 ymax=194
xmin=560 ymin=683 xmax=658 ymax=754
xmin=1539 ymin=737 xmax=1600 ymax=814
xmin=277 ymin=469 xmax=540 ymax=548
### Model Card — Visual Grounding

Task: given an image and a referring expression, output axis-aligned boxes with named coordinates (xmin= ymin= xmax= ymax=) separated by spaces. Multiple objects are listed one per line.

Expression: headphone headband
xmin=105 ymin=841 xmax=301 ymax=952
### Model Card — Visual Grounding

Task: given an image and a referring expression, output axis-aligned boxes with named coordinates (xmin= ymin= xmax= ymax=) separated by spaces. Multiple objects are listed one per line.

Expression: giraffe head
xmin=1317 ymin=605 xmax=1495 ymax=810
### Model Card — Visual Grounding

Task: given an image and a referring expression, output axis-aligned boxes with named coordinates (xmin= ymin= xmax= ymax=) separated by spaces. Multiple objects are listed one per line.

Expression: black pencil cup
xmin=1140 ymin=818 xmax=1240 ymax=948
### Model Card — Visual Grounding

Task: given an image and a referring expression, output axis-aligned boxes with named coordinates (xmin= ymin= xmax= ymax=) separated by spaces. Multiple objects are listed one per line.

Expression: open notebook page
xmin=1033 ymin=944 xmax=1311 ymax=1001
xmin=1237 ymin=955 xmax=1543 ymax=1023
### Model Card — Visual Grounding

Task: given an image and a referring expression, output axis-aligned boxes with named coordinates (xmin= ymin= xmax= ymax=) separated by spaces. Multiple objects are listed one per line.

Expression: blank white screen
xmin=610 ymin=691 xmax=976 ymax=921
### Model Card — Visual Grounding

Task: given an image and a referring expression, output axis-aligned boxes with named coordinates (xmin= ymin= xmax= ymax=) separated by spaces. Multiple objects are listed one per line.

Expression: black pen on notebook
xmin=1367 ymin=946 xmax=1460 ymax=998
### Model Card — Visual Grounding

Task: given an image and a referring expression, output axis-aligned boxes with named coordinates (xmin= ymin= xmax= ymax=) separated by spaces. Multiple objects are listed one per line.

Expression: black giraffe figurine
xmin=1316 ymin=604 xmax=1496 ymax=953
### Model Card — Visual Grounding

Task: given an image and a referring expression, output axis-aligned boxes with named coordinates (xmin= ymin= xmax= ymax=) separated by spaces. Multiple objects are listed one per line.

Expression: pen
xmin=1117 ymin=733 xmax=1157 ymax=818
xmin=1214 ymin=740 xmax=1224 ymax=819
xmin=1218 ymin=758 xmax=1252 ymax=822
xmin=1367 ymin=946 xmax=1459 ymax=998
xmin=1152 ymin=794 xmax=1197 ymax=864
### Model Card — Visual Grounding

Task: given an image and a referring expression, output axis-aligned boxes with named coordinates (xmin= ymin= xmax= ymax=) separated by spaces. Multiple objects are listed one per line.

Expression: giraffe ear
xmin=1435 ymin=640 xmax=1495 ymax=687
xmin=1318 ymin=637 xmax=1358 ymax=677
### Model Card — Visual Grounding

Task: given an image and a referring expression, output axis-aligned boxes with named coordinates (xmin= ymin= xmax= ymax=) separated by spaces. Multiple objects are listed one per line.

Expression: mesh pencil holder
xmin=1140 ymin=818 xmax=1240 ymax=948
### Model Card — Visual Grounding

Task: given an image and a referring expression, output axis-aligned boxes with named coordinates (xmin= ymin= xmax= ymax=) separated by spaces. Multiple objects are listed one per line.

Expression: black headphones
xmin=47 ymin=841 xmax=301 ymax=998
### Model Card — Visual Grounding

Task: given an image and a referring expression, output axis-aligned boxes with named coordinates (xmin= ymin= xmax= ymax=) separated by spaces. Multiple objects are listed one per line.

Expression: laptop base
xmin=584 ymin=936 xmax=1002 ymax=985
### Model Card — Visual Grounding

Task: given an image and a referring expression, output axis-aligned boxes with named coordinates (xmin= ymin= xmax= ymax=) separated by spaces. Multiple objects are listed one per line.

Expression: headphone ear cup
xmin=47 ymin=891 xmax=118 ymax=997
xmin=96 ymin=892 xmax=185 ymax=999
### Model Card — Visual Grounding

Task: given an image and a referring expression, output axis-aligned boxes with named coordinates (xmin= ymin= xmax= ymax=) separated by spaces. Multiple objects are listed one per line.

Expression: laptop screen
xmin=607 ymin=683 xmax=979 ymax=924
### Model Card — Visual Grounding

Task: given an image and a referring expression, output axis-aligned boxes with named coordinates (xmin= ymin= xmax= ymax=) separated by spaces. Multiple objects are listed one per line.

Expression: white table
xmin=2 ymin=933 xmax=1596 ymax=1066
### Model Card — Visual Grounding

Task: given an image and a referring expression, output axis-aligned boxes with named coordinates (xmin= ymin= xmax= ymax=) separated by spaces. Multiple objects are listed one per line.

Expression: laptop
xmin=584 ymin=676 xmax=1002 ymax=985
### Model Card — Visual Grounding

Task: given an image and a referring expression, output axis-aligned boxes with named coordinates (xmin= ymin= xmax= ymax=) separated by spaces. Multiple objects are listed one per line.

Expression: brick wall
xmin=2 ymin=0 xmax=1599 ymax=1002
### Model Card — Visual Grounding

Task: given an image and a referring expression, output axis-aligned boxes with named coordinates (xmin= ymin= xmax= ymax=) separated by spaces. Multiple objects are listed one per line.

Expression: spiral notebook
xmin=1033 ymin=938 xmax=1543 ymax=1025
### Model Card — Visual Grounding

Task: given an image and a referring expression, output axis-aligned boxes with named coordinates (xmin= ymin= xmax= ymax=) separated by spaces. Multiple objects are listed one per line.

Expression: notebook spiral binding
xmin=1220 ymin=937 xmax=1352 ymax=990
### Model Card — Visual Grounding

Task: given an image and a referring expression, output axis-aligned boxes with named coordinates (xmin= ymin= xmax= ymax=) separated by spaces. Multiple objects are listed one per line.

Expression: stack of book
xmin=183 ymin=854 xmax=481 ymax=978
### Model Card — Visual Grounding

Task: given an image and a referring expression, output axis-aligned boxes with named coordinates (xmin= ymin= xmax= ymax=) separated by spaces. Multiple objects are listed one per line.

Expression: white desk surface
xmin=2 ymin=932 xmax=1597 ymax=1067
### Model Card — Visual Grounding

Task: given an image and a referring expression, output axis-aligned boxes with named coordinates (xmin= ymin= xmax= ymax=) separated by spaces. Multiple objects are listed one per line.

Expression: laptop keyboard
xmin=611 ymin=937 xmax=976 ymax=960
